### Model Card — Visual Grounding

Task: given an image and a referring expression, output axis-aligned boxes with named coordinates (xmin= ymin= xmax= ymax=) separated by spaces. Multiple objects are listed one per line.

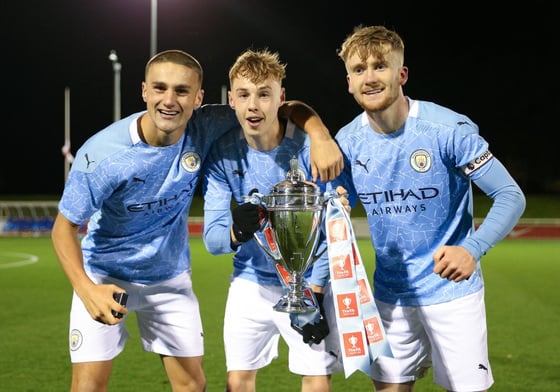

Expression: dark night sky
xmin=3 ymin=1 xmax=557 ymax=195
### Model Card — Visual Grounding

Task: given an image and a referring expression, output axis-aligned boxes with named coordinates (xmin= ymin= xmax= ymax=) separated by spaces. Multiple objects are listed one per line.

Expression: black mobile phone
xmin=112 ymin=292 xmax=128 ymax=318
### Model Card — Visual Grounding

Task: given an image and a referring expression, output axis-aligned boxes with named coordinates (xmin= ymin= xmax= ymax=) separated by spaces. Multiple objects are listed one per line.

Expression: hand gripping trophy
xmin=246 ymin=157 xmax=334 ymax=314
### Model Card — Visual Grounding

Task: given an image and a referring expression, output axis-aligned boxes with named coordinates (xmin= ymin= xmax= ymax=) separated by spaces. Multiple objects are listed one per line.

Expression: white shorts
xmin=223 ymin=277 xmax=342 ymax=375
xmin=372 ymin=289 xmax=494 ymax=391
xmin=69 ymin=270 xmax=204 ymax=363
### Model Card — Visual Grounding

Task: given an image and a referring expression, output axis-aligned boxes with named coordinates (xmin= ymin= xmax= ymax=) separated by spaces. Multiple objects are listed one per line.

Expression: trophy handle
xmin=311 ymin=241 xmax=328 ymax=262
xmin=308 ymin=202 xmax=331 ymax=264
xmin=242 ymin=191 xmax=281 ymax=261
xmin=253 ymin=223 xmax=283 ymax=263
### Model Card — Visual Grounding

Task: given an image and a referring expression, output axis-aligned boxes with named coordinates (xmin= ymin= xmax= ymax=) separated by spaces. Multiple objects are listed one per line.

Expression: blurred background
xmin=3 ymin=0 xmax=557 ymax=196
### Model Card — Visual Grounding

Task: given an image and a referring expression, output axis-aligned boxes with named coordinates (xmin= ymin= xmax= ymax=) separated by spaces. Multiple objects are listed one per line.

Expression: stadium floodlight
xmin=108 ymin=50 xmax=122 ymax=122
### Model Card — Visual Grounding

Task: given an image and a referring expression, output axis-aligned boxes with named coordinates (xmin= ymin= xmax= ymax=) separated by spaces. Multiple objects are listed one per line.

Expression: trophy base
xmin=273 ymin=298 xmax=317 ymax=314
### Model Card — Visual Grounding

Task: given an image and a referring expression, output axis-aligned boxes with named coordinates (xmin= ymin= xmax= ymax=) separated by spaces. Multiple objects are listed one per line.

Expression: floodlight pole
xmin=221 ymin=85 xmax=227 ymax=104
xmin=108 ymin=50 xmax=122 ymax=122
xmin=63 ymin=87 xmax=71 ymax=182
xmin=150 ymin=0 xmax=157 ymax=57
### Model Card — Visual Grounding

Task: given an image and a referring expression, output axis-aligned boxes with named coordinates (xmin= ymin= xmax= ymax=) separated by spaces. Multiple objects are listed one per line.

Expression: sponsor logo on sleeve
xmin=462 ymin=150 xmax=493 ymax=176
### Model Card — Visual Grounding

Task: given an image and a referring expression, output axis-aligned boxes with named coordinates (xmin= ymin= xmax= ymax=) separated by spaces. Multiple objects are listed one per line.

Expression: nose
xmin=364 ymin=66 xmax=378 ymax=83
xmin=162 ymin=89 xmax=177 ymax=105
xmin=248 ymin=94 xmax=259 ymax=109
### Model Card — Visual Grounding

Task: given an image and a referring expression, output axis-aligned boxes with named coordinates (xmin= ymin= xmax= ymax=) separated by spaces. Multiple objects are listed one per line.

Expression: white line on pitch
xmin=0 ymin=252 xmax=39 ymax=268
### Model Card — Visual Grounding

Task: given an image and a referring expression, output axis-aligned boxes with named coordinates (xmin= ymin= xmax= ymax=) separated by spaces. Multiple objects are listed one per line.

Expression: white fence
xmin=0 ymin=201 xmax=59 ymax=237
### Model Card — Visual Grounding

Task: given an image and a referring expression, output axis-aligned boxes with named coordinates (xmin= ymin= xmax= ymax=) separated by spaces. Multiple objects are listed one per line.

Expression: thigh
xmin=224 ymin=278 xmax=281 ymax=371
xmin=422 ymin=289 xmax=494 ymax=391
xmin=370 ymin=300 xmax=431 ymax=384
xmin=135 ymin=271 xmax=204 ymax=357
xmin=69 ymin=289 xmax=129 ymax=363
xmin=71 ymin=361 xmax=113 ymax=391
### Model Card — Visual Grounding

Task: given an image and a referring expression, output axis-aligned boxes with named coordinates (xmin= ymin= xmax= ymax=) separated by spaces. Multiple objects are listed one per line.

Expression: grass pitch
xmin=1 ymin=237 xmax=559 ymax=391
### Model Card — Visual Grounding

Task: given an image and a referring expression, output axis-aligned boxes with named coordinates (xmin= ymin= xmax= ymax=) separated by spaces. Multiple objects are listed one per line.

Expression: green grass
xmin=472 ymin=193 xmax=559 ymax=220
xmin=1 ymin=237 xmax=559 ymax=391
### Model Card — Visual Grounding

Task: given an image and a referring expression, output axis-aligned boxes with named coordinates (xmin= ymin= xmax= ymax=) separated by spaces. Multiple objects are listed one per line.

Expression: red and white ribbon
xmin=325 ymin=197 xmax=392 ymax=378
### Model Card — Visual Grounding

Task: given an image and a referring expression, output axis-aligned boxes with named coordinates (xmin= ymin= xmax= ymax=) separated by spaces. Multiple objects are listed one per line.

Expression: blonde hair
xmin=337 ymin=25 xmax=405 ymax=65
xmin=229 ymin=48 xmax=286 ymax=86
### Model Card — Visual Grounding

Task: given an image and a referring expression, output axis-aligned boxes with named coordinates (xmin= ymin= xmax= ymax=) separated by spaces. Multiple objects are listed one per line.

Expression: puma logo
xmin=478 ymin=364 xmax=488 ymax=372
xmin=355 ymin=159 xmax=370 ymax=173
xmin=85 ymin=153 xmax=95 ymax=169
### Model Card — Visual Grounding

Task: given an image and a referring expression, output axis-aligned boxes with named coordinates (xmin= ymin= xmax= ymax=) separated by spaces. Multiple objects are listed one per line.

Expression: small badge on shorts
xmin=410 ymin=149 xmax=431 ymax=173
xmin=70 ymin=329 xmax=83 ymax=351
xmin=181 ymin=152 xmax=201 ymax=173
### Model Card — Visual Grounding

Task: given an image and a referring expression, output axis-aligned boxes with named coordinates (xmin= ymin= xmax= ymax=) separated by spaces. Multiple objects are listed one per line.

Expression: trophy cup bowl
xmin=251 ymin=157 xmax=327 ymax=314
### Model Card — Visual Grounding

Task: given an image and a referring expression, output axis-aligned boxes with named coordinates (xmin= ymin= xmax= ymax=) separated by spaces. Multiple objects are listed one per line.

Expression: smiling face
xmin=141 ymin=62 xmax=204 ymax=145
xmin=344 ymin=51 xmax=407 ymax=113
xmin=338 ymin=25 xmax=408 ymax=115
xmin=140 ymin=51 xmax=204 ymax=146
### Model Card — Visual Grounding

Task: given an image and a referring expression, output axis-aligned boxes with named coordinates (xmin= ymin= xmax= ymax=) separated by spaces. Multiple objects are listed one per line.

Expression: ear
xmin=346 ymin=74 xmax=353 ymax=94
xmin=228 ymin=90 xmax=234 ymax=109
xmin=141 ymin=82 xmax=148 ymax=103
xmin=400 ymin=66 xmax=409 ymax=86
xmin=194 ymin=89 xmax=205 ymax=109
xmin=279 ymin=87 xmax=286 ymax=104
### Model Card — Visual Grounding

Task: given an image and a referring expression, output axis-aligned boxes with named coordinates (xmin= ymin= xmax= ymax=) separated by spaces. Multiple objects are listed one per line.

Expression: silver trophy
xmin=248 ymin=157 xmax=332 ymax=314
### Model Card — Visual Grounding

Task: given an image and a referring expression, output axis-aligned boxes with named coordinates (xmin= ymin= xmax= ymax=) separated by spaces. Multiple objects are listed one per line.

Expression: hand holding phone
xmin=112 ymin=292 xmax=128 ymax=318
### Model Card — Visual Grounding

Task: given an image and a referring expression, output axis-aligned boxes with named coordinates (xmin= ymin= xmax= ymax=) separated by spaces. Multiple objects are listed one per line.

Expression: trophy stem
xmin=273 ymin=271 xmax=316 ymax=314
